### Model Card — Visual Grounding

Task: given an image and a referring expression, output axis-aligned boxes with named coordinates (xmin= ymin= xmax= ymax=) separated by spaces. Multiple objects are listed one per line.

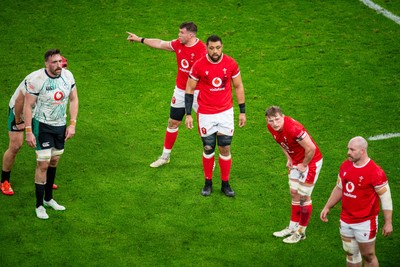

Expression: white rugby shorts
xmin=340 ymin=217 xmax=378 ymax=243
xmin=198 ymin=107 xmax=234 ymax=137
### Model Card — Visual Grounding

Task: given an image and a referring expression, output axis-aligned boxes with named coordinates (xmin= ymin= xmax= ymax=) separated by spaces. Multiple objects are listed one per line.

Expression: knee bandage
xmin=51 ymin=148 xmax=64 ymax=157
xmin=289 ymin=179 xmax=298 ymax=191
xmin=342 ymin=238 xmax=362 ymax=264
xmin=36 ymin=149 xmax=52 ymax=162
xmin=298 ymin=183 xmax=315 ymax=196
xmin=202 ymin=134 xmax=216 ymax=155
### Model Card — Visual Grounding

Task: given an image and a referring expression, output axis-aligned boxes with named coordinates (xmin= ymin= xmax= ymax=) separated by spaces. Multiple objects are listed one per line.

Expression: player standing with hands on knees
xmin=126 ymin=22 xmax=206 ymax=168
xmin=320 ymin=136 xmax=393 ymax=267
xmin=265 ymin=106 xmax=323 ymax=243
xmin=185 ymin=35 xmax=246 ymax=197
xmin=24 ymin=49 xmax=78 ymax=219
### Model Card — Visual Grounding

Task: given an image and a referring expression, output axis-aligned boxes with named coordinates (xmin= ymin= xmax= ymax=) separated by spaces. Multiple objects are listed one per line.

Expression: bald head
xmin=347 ymin=136 xmax=369 ymax=165
xmin=349 ymin=136 xmax=368 ymax=151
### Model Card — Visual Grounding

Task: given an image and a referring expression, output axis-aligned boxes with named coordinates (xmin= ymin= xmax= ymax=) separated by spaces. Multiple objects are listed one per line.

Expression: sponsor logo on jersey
xmin=179 ymin=67 xmax=190 ymax=74
xmin=181 ymin=59 xmax=189 ymax=69
xmin=344 ymin=181 xmax=357 ymax=198
xmin=209 ymin=77 xmax=225 ymax=92
xmin=54 ymin=91 xmax=64 ymax=101
xmin=212 ymin=77 xmax=222 ymax=87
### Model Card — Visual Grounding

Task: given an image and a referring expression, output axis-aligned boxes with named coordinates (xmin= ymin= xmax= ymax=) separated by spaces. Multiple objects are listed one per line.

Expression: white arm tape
xmin=336 ymin=176 xmax=342 ymax=189
xmin=379 ymin=184 xmax=393 ymax=210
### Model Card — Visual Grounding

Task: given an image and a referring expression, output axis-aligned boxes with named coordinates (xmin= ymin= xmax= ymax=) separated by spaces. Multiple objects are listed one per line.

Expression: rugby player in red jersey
xmin=266 ymin=106 xmax=323 ymax=243
xmin=185 ymin=35 xmax=246 ymax=197
xmin=321 ymin=136 xmax=393 ymax=266
xmin=127 ymin=22 xmax=206 ymax=168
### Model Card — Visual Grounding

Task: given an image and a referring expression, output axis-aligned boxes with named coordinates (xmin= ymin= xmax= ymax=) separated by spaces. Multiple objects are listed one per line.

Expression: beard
xmin=208 ymin=53 xmax=221 ymax=62
xmin=348 ymin=155 xmax=359 ymax=162
xmin=51 ymin=68 xmax=62 ymax=77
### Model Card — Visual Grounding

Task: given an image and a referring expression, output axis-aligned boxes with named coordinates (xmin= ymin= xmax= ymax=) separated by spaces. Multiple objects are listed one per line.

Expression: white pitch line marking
xmin=368 ymin=133 xmax=400 ymax=141
xmin=360 ymin=0 xmax=400 ymax=25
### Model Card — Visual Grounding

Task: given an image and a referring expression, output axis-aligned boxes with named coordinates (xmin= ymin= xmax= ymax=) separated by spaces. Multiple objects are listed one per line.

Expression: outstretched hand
xmin=126 ymin=31 xmax=139 ymax=42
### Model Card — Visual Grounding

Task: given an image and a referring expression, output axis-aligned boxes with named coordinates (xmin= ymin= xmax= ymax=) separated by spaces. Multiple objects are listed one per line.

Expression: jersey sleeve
xmin=337 ymin=160 xmax=348 ymax=189
xmin=26 ymin=75 xmax=41 ymax=96
xmin=372 ymin=166 xmax=388 ymax=188
xmin=285 ymin=118 xmax=307 ymax=142
xmin=63 ymin=69 xmax=76 ymax=90
xmin=169 ymin=39 xmax=179 ymax=52
xmin=231 ymin=59 xmax=240 ymax=79
xmin=291 ymin=120 xmax=307 ymax=142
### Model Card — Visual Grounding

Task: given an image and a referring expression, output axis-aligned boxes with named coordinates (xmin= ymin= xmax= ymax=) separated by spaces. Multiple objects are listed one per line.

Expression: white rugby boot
xmin=44 ymin=199 xmax=66 ymax=211
xmin=150 ymin=157 xmax=170 ymax=168
xmin=282 ymin=231 xmax=306 ymax=244
xmin=273 ymin=227 xmax=295 ymax=238
xmin=35 ymin=206 xmax=49 ymax=219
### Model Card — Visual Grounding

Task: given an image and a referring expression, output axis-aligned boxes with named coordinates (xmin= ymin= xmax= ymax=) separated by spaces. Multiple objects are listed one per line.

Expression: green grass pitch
xmin=0 ymin=0 xmax=399 ymax=266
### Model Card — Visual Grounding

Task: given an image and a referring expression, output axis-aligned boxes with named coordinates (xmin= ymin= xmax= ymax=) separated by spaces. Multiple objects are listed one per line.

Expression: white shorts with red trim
xmin=198 ymin=108 xmax=234 ymax=137
xmin=288 ymin=158 xmax=323 ymax=196
xmin=289 ymin=158 xmax=323 ymax=184
xmin=340 ymin=217 xmax=378 ymax=243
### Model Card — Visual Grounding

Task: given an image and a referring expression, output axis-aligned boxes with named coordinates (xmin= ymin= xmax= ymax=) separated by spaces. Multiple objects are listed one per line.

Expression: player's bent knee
xmin=346 ymin=253 xmax=362 ymax=264
xmin=202 ymin=134 xmax=216 ymax=155
xmin=204 ymin=145 xmax=215 ymax=155
xmin=168 ymin=119 xmax=181 ymax=129
xmin=298 ymin=184 xmax=314 ymax=197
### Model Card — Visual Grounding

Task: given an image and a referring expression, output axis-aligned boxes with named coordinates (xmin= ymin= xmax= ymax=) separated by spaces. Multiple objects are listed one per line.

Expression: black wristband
xmin=141 ymin=38 xmax=145 ymax=43
xmin=16 ymin=120 xmax=24 ymax=125
xmin=185 ymin=94 xmax=194 ymax=115
xmin=239 ymin=103 xmax=246 ymax=114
